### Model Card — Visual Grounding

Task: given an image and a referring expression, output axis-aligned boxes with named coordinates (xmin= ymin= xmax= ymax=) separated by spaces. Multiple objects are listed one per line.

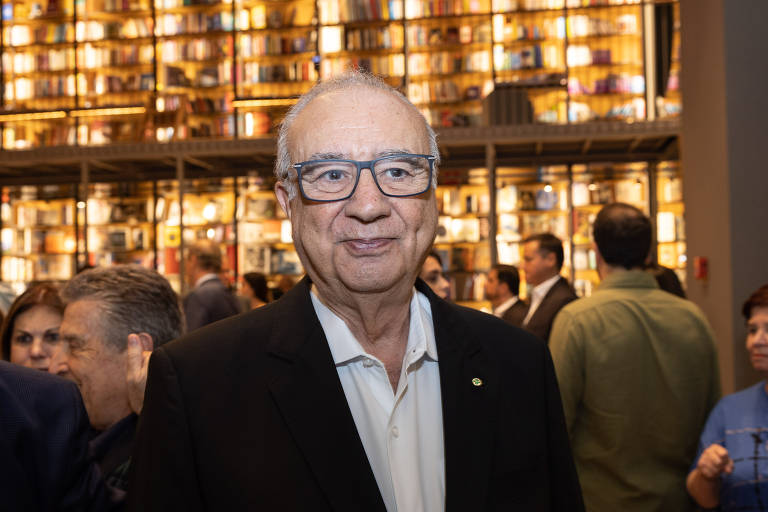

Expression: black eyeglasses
xmin=292 ymin=153 xmax=436 ymax=203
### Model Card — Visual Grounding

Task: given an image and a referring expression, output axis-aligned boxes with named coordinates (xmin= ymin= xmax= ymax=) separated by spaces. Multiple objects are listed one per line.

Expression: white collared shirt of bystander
xmin=310 ymin=288 xmax=445 ymax=512
xmin=522 ymin=273 xmax=561 ymax=326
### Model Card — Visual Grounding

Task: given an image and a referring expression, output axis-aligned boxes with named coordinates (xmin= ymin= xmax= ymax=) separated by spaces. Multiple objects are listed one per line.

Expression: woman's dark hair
xmin=742 ymin=284 xmax=768 ymax=321
xmin=1 ymin=283 xmax=64 ymax=361
xmin=243 ymin=272 xmax=269 ymax=303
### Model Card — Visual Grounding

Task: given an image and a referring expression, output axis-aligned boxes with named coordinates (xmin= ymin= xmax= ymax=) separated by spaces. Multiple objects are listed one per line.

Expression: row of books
xmin=87 ymin=198 xmax=151 ymax=225
xmin=407 ymin=51 xmax=491 ymax=75
xmin=1 ymin=254 xmax=73 ymax=282
xmin=2 ymin=124 xmax=74 ymax=150
xmin=568 ymin=73 xmax=644 ymax=95
xmin=239 ymin=33 xmax=314 ymax=57
xmin=155 ymin=12 xmax=234 ymax=36
xmin=76 ymin=0 xmax=151 ymax=13
xmin=406 ymin=24 xmax=487 ymax=47
xmin=15 ymin=203 xmax=74 ymax=228
xmin=5 ymin=49 xmax=74 ymax=74
xmin=347 ymin=25 xmax=403 ymax=51
xmin=493 ymin=43 xmax=562 ymax=71
xmin=239 ymin=61 xmax=318 ymax=84
xmin=163 ymin=63 xmax=231 ymax=87
xmin=6 ymin=24 xmax=72 ymax=47
xmin=566 ymin=13 xmax=637 ymax=38
xmin=320 ymin=55 xmax=403 ymax=77
xmin=79 ymin=73 xmax=154 ymax=94
xmin=239 ymin=245 xmax=303 ymax=275
xmin=158 ymin=38 xmax=233 ymax=62
xmin=496 ymin=16 xmax=565 ymax=43
xmin=8 ymin=76 xmax=76 ymax=100
xmin=404 ymin=0 xmax=488 ymax=19
xmin=318 ymin=0 xmax=401 ymax=25
xmin=237 ymin=4 xmax=311 ymax=31
xmin=78 ymin=44 xmax=154 ymax=69
xmin=407 ymin=79 xmax=468 ymax=104
xmin=76 ymin=18 xmax=153 ymax=41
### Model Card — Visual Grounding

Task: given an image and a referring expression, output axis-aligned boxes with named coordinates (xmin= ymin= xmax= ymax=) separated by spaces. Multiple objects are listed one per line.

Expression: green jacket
xmin=550 ymin=270 xmax=720 ymax=512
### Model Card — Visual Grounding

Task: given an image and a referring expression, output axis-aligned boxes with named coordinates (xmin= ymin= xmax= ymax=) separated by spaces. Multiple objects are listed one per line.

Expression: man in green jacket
xmin=550 ymin=202 xmax=720 ymax=512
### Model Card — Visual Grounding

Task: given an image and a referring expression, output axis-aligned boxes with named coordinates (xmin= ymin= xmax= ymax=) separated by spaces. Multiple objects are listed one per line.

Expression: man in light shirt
xmin=128 ymin=71 xmax=583 ymax=512
xmin=485 ymin=264 xmax=527 ymax=326
xmin=521 ymin=233 xmax=577 ymax=342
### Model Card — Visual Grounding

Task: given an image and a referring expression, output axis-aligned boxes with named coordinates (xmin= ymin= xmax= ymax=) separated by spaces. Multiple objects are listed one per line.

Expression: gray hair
xmin=61 ymin=265 xmax=183 ymax=352
xmin=274 ymin=69 xmax=440 ymax=199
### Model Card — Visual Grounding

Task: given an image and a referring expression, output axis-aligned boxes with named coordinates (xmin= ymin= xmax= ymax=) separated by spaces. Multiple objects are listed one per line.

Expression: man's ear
xmin=275 ymin=182 xmax=292 ymax=220
xmin=133 ymin=332 xmax=154 ymax=352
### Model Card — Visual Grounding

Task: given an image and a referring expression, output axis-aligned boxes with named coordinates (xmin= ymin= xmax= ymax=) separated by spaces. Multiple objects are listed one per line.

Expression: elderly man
xmin=59 ymin=265 xmax=183 ymax=498
xmin=549 ymin=203 xmax=720 ymax=512
xmin=183 ymin=240 xmax=241 ymax=331
xmin=128 ymin=72 xmax=583 ymax=511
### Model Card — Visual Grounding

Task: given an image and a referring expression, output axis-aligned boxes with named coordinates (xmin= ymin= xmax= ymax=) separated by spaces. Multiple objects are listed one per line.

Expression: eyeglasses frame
xmin=291 ymin=153 xmax=436 ymax=203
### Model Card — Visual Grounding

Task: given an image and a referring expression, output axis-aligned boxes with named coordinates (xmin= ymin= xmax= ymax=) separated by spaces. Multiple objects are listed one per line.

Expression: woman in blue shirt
xmin=687 ymin=284 xmax=768 ymax=510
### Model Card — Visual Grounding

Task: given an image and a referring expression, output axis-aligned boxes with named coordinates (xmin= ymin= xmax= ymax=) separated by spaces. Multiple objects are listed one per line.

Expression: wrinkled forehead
xmin=287 ymin=87 xmax=430 ymax=162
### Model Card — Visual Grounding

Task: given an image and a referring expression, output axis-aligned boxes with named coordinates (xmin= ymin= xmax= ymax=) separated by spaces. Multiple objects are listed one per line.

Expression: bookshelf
xmin=84 ymin=181 xmax=156 ymax=268
xmin=236 ymin=175 xmax=302 ymax=279
xmin=495 ymin=165 xmax=570 ymax=298
xmin=433 ymin=176 xmax=492 ymax=305
xmin=0 ymin=184 xmax=78 ymax=287
xmin=654 ymin=160 xmax=684 ymax=285
xmin=1 ymin=0 xmax=677 ymax=148
xmin=570 ymin=161 xmax=648 ymax=296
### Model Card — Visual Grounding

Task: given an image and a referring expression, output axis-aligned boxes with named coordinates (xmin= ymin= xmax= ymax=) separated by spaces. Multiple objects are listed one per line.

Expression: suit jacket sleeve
xmin=184 ymin=292 xmax=208 ymax=332
xmin=540 ymin=338 xmax=585 ymax=511
xmin=127 ymin=347 xmax=204 ymax=512
xmin=0 ymin=364 xmax=112 ymax=512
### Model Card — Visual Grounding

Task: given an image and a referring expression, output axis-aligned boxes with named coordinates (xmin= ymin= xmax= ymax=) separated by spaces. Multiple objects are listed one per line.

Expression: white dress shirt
xmin=492 ymin=296 xmax=519 ymax=318
xmin=311 ymin=288 xmax=445 ymax=512
xmin=522 ymin=274 xmax=561 ymax=326
xmin=193 ymin=273 xmax=219 ymax=289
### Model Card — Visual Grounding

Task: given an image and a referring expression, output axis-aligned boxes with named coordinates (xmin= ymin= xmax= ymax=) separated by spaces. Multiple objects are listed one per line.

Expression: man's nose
xmin=344 ymin=168 xmax=390 ymax=222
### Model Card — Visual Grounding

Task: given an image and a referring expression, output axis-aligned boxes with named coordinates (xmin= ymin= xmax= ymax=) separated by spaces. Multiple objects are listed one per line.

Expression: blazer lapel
xmin=419 ymin=280 xmax=498 ymax=512
xmin=264 ymin=278 xmax=386 ymax=512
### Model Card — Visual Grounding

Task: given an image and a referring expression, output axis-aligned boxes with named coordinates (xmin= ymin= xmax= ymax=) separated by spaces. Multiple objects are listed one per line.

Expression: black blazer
xmin=523 ymin=276 xmax=577 ymax=343
xmin=183 ymin=276 xmax=242 ymax=332
xmin=0 ymin=361 xmax=111 ymax=512
xmin=128 ymin=277 xmax=583 ymax=511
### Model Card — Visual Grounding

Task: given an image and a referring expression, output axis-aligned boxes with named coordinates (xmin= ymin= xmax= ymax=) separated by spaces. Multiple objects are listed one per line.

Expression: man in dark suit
xmin=59 ymin=265 xmax=183 ymax=501
xmin=183 ymin=240 xmax=242 ymax=332
xmin=520 ymin=233 xmax=577 ymax=342
xmin=0 ymin=360 xmax=111 ymax=511
xmin=485 ymin=264 xmax=527 ymax=326
xmin=128 ymin=71 xmax=583 ymax=511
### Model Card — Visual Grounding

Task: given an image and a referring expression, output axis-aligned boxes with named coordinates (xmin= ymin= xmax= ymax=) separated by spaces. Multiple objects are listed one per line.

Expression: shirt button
xmin=362 ymin=359 xmax=374 ymax=368
xmin=391 ymin=426 xmax=399 ymax=438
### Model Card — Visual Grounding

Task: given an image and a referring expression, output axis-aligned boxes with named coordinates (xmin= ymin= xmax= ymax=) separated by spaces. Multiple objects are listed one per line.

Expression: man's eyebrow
xmin=304 ymin=148 xmax=416 ymax=161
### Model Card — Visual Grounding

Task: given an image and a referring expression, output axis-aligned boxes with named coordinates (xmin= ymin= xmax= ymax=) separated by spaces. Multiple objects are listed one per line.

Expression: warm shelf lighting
xmin=232 ymin=98 xmax=298 ymax=108
xmin=70 ymin=106 xmax=146 ymax=118
xmin=0 ymin=111 xmax=67 ymax=122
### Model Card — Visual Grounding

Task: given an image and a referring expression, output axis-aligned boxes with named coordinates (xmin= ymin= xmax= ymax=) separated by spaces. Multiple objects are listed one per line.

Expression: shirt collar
xmin=193 ymin=273 xmax=219 ymax=289
xmin=493 ymin=296 xmax=519 ymax=317
xmin=530 ymin=273 xmax=561 ymax=300
xmin=310 ymin=287 xmax=438 ymax=366
xmin=598 ymin=269 xmax=659 ymax=291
